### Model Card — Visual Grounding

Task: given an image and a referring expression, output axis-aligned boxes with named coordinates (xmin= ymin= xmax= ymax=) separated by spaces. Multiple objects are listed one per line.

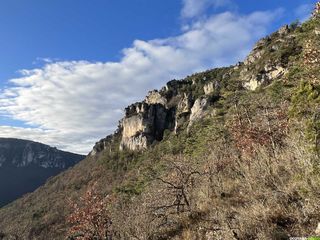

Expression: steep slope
xmin=0 ymin=8 xmax=320 ymax=240
xmin=0 ymin=138 xmax=84 ymax=207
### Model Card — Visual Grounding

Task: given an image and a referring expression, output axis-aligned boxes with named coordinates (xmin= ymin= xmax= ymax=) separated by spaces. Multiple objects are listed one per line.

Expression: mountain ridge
xmin=0 ymin=6 xmax=320 ymax=239
xmin=0 ymin=138 xmax=85 ymax=207
xmin=0 ymin=138 xmax=84 ymax=168
xmin=90 ymin=22 xmax=301 ymax=156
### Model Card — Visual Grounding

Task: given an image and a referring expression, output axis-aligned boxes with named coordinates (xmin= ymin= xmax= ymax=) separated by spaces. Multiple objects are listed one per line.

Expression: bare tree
xmin=153 ymin=160 xmax=202 ymax=214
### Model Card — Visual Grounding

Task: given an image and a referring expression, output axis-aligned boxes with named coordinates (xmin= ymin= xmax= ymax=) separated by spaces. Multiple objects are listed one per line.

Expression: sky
xmin=0 ymin=0 xmax=317 ymax=154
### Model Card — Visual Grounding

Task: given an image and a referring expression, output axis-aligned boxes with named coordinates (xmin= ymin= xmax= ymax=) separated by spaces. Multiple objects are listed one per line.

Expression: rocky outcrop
xmin=204 ymin=80 xmax=221 ymax=95
xmin=115 ymin=86 xmax=217 ymax=150
xmin=145 ymin=90 xmax=167 ymax=106
xmin=243 ymin=63 xmax=288 ymax=90
xmin=241 ymin=38 xmax=271 ymax=90
xmin=174 ymin=93 xmax=193 ymax=133
xmin=90 ymin=70 xmax=236 ymax=152
xmin=243 ymin=37 xmax=269 ymax=66
xmin=204 ymin=82 xmax=214 ymax=95
xmin=119 ymin=102 xmax=170 ymax=151
xmin=278 ymin=25 xmax=290 ymax=36
xmin=240 ymin=25 xmax=299 ymax=90
xmin=90 ymin=135 xmax=114 ymax=156
xmin=91 ymin=20 xmax=302 ymax=153
xmin=264 ymin=62 xmax=287 ymax=79
xmin=176 ymin=93 xmax=193 ymax=114
xmin=187 ymin=97 xmax=209 ymax=132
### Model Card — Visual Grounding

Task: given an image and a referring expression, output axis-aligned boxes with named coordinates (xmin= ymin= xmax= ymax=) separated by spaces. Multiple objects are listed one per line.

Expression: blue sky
xmin=0 ymin=0 xmax=182 ymax=82
xmin=0 ymin=0 xmax=315 ymax=82
xmin=0 ymin=0 xmax=317 ymax=153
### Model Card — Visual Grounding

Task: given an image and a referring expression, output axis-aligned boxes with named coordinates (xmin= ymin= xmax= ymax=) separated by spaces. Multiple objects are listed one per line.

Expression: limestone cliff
xmin=0 ymin=138 xmax=84 ymax=207
xmin=119 ymin=102 xmax=169 ymax=151
xmin=0 ymin=138 xmax=84 ymax=169
xmin=91 ymin=22 xmax=303 ymax=153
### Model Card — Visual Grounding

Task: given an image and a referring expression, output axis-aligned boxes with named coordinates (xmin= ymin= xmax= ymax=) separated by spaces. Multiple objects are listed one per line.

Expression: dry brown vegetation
xmin=0 ymin=7 xmax=320 ymax=240
xmin=67 ymin=184 xmax=113 ymax=240
xmin=103 ymin=132 xmax=320 ymax=239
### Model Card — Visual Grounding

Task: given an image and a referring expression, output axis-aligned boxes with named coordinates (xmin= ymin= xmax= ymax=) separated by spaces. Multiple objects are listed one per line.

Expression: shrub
xmin=66 ymin=185 xmax=113 ymax=240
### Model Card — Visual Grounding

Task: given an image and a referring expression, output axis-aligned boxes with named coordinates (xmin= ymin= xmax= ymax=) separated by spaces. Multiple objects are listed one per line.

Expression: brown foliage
xmin=66 ymin=184 xmax=113 ymax=240
xmin=230 ymin=104 xmax=289 ymax=155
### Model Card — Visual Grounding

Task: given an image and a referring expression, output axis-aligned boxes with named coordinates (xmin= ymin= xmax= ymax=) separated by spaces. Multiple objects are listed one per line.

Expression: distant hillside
xmin=0 ymin=5 xmax=320 ymax=240
xmin=0 ymin=138 xmax=84 ymax=207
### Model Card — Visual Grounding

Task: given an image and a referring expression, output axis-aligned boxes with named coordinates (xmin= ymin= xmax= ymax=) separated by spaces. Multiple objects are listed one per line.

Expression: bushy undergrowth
xmin=78 ymin=78 xmax=320 ymax=239
xmin=1 ymin=11 xmax=320 ymax=240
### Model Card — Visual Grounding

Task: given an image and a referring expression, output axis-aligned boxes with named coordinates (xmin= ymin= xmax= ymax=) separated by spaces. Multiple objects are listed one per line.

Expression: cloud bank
xmin=0 ymin=7 xmax=281 ymax=154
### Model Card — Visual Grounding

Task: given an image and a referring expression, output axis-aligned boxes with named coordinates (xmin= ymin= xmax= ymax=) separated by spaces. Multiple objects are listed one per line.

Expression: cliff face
xmin=0 ymin=138 xmax=84 ymax=207
xmin=0 ymin=138 xmax=84 ymax=169
xmin=92 ymin=22 xmax=304 ymax=155
xmin=93 ymin=87 xmax=211 ymax=152
xmin=1 ymin=8 xmax=319 ymax=240
xmin=119 ymin=102 xmax=169 ymax=151
xmin=91 ymin=76 xmax=222 ymax=152
xmin=90 ymin=22 xmax=302 ymax=153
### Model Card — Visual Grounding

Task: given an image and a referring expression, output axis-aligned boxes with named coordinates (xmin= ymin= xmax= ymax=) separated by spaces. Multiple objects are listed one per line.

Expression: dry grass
xmin=104 ymin=130 xmax=320 ymax=239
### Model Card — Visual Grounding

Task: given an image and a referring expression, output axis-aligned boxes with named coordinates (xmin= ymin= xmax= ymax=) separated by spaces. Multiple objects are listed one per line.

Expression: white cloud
xmin=0 ymin=10 xmax=281 ymax=154
xmin=181 ymin=0 xmax=232 ymax=19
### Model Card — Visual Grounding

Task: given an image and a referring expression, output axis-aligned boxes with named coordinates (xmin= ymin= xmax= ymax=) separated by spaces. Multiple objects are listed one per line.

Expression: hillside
xmin=0 ymin=138 xmax=84 ymax=207
xmin=0 ymin=6 xmax=320 ymax=240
